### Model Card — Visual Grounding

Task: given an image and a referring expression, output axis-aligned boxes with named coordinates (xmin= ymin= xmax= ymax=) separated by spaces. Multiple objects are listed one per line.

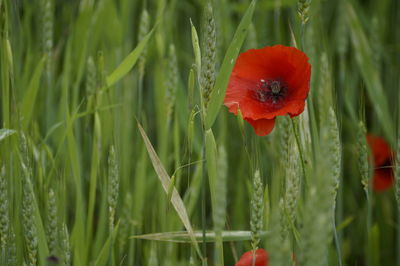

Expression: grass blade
xmin=131 ymin=230 xmax=269 ymax=243
xmin=21 ymin=56 xmax=46 ymax=128
xmin=106 ymin=28 xmax=155 ymax=87
xmin=137 ymin=122 xmax=202 ymax=259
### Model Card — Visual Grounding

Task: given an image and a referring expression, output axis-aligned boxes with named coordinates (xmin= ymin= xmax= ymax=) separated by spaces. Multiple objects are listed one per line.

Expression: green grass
xmin=0 ymin=0 xmax=400 ymax=265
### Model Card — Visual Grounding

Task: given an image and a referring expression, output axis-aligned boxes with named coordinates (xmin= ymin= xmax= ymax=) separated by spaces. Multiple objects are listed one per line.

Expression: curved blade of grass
xmin=345 ymin=2 xmax=394 ymax=144
xmin=137 ymin=122 xmax=202 ymax=259
xmin=205 ymin=0 xmax=256 ymax=130
xmin=106 ymin=28 xmax=155 ymax=87
xmin=0 ymin=128 xmax=16 ymax=142
xmin=130 ymin=230 xmax=269 ymax=243
xmin=21 ymin=56 xmax=46 ymax=128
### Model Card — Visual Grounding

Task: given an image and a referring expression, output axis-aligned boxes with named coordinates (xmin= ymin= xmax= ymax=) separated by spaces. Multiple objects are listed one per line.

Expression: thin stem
xmin=197 ymin=46 xmax=208 ymax=263
xmin=137 ymin=73 xmax=144 ymax=121
xmin=300 ymin=23 xmax=305 ymax=52
xmin=108 ymin=224 xmax=115 ymax=266
xmin=397 ymin=209 xmax=400 ymax=266
xmin=201 ymin=132 xmax=207 ymax=266
xmin=200 ymin=94 xmax=207 ymax=264
xmin=332 ymin=209 xmax=342 ymax=266
xmin=337 ymin=172 xmax=344 ymax=263
xmin=366 ymin=190 xmax=372 ymax=266
xmin=239 ymin=120 xmax=252 ymax=168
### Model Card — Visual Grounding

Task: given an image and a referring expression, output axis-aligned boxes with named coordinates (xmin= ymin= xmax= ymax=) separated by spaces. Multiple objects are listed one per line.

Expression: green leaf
xmin=65 ymin=104 xmax=87 ymax=264
xmin=137 ymin=122 xmax=203 ymax=259
xmin=131 ymin=230 xmax=269 ymax=243
xmin=0 ymin=128 xmax=16 ymax=142
xmin=21 ymin=56 xmax=46 ymax=128
xmin=106 ymin=28 xmax=155 ymax=87
xmin=205 ymin=0 xmax=256 ymax=129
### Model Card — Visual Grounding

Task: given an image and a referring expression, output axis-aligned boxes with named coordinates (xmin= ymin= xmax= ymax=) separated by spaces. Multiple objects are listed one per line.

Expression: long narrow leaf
xmin=131 ymin=230 xmax=269 ymax=243
xmin=137 ymin=122 xmax=202 ymax=259
xmin=21 ymin=56 xmax=46 ymax=128
xmin=106 ymin=28 xmax=155 ymax=87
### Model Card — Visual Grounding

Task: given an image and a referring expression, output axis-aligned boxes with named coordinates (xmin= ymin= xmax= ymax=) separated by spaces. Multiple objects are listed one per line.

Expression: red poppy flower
xmin=236 ymin=248 xmax=269 ymax=266
xmin=224 ymin=45 xmax=311 ymax=136
xmin=366 ymin=134 xmax=394 ymax=192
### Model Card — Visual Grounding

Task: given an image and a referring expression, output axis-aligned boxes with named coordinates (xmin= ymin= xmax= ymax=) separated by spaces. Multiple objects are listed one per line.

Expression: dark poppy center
xmin=254 ymin=79 xmax=288 ymax=104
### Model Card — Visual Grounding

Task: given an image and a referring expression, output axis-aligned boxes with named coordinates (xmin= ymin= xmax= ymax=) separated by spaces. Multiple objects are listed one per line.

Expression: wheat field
xmin=0 ymin=0 xmax=399 ymax=265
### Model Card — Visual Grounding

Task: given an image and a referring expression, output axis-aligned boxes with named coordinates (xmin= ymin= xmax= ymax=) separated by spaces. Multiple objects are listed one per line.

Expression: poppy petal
xmin=366 ymin=134 xmax=395 ymax=192
xmin=224 ymin=45 xmax=311 ymax=136
xmin=373 ymin=168 xmax=394 ymax=192
xmin=245 ymin=118 xmax=275 ymax=136
xmin=236 ymin=249 xmax=269 ymax=266
xmin=232 ymin=45 xmax=311 ymax=101
xmin=285 ymin=46 xmax=311 ymax=100
xmin=366 ymin=134 xmax=392 ymax=166
xmin=232 ymin=48 xmax=278 ymax=81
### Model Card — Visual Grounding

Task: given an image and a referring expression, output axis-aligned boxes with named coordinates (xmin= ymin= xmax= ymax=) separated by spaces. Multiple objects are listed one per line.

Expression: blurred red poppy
xmin=224 ymin=45 xmax=311 ymax=136
xmin=236 ymin=248 xmax=268 ymax=266
xmin=366 ymin=134 xmax=394 ymax=192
